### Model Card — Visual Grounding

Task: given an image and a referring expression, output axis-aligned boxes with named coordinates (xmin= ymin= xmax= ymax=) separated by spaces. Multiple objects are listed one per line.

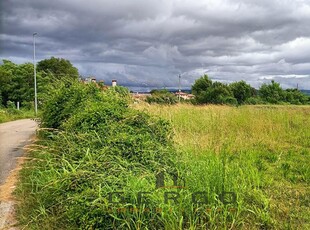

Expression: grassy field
xmin=133 ymin=103 xmax=310 ymax=229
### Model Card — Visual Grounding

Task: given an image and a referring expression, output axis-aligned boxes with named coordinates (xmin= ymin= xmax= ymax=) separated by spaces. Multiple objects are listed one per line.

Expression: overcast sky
xmin=1 ymin=0 xmax=310 ymax=91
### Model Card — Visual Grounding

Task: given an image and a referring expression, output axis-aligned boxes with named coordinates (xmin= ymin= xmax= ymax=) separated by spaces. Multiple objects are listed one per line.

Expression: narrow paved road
xmin=0 ymin=119 xmax=37 ymax=185
xmin=0 ymin=119 xmax=37 ymax=229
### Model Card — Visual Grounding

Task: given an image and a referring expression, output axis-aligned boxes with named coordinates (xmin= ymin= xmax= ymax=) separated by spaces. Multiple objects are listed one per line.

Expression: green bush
xmin=192 ymin=76 xmax=236 ymax=105
xmin=7 ymin=100 xmax=16 ymax=109
xmin=259 ymin=80 xmax=285 ymax=104
xmin=230 ymin=81 xmax=255 ymax=104
xmin=0 ymin=92 xmax=3 ymax=108
xmin=284 ymin=89 xmax=309 ymax=105
xmin=222 ymin=96 xmax=238 ymax=105
xmin=21 ymin=101 xmax=34 ymax=110
xmin=18 ymin=80 xmax=179 ymax=229
xmin=245 ymin=97 xmax=265 ymax=105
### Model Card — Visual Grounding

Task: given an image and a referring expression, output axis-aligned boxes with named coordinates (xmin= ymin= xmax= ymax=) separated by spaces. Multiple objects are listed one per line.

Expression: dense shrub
xmin=0 ymin=92 xmax=2 ymax=108
xmin=7 ymin=100 xmax=16 ymax=109
xmin=230 ymin=81 xmax=255 ymax=104
xmin=200 ymin=82 xmax=236 ymax=105
xmin=19 ymin=80 xmax=180 ymax=229
xmin=259 ymin=80 xmax=285 ymax=104
xmin=245 ymin=97 xmax=265 ymax=105
xmin=284 ymin=88 xmax=309 ymax=104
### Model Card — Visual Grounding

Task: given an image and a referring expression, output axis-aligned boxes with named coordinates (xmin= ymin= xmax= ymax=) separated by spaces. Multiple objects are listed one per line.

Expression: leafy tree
xmin=284 ymin=88 xmax=309 ymax=105
xmin=0 ymin=60 xmax=34 ymax=107
xmin=0 ymin=91 xmax=3 ymax=108
xmin=205 ymin=82 xmax=236 ymax=104
xmin=10 ymin=62 xmax=35 ymax=104
xmin=230 ymin=81 xmax=254 ymax=104
xmin=0 ymin=57 xmax=80 ymax=109
xmin=191 ymin=75 xmax=212 ymax=103
xmin=37 ymin=57 xmax=79 ymax=80
xmin=0 ymin=61 xmax=14 ymax=106
xmin=192 ymin=76 xmax=236 ymax=105
xmin=244 ymin=97 xmax=265 ymax=105
xmin=259 ymin=80 xmax=285 ymax=104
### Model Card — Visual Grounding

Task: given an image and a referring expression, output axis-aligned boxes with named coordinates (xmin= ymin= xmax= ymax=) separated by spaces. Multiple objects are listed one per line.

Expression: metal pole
xmin=33 ymin=33 xmax=38 ymax=116
xmin=178 ymin=74 xmax=181 ymax=102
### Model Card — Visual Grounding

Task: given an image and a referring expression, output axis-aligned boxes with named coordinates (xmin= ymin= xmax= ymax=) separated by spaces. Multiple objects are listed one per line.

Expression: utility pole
xmin=178 ymin=74 xmax=181 ymax=102
xmin=33 ymin=33 xmax=38 ymax=116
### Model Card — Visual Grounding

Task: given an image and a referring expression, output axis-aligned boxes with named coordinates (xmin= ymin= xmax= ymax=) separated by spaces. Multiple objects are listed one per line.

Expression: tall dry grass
xmin=134 ymin=103 xmax=310 ymax=229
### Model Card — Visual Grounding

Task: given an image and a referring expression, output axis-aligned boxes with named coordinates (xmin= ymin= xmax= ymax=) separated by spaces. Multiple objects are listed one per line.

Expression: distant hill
xmin=133 ymin=88 xmax=310 ymax=96
xmin=167 ymin=89 xmax=192 ymax=94
xmin=301 ymin=90 xmax=310 ymax=95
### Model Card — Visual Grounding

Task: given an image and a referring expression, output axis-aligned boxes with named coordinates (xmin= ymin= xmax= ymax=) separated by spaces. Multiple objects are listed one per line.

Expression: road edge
xmin=0 ymin=134 xmax=37 ymax=230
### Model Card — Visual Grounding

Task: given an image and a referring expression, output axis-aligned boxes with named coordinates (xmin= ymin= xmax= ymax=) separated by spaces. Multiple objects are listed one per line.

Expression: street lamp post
xmin=178 ymin=74 xmax=181 ymax=102
xmin=33 ymin=32 xmax=38 ymax=116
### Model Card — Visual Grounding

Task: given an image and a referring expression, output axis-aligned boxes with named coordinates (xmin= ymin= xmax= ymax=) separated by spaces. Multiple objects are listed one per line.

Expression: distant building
xmin=81 ymin=78 xmax=116 ymax=89
xmin=175 ymin=91 xmax=195 ymax=100
xmin=83 ymin=76 xmax=96 ymax=83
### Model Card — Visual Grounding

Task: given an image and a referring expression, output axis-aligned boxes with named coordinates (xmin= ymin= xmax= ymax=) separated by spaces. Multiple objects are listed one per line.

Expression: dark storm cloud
xmin=1 ymin=0 xmax=310 ymax=90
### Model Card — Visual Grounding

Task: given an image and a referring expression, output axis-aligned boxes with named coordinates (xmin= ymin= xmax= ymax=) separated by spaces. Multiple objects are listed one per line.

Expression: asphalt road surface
xmin=0 ymin=119 xmax=37 ymax=185
xmin=0 ymin=119 xmax=37 ymax=229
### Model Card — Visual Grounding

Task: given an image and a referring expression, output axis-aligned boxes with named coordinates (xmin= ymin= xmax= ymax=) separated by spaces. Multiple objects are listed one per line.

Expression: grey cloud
xmin=1 ymin=0 xmax=310 ymax=90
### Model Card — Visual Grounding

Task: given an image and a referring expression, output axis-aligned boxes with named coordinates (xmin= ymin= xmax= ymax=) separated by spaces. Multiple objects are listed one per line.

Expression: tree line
xmin=1 ymin=58 xmax=309 ymax=108
xmin=0 ymin=57 xmax=79 ymax=108
xmin=192 ymin=75 xmax=310 ymax=105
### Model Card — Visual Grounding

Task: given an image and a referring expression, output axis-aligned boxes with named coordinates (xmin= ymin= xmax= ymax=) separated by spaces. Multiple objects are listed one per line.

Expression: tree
xmin=205 ymin=82 xmax=236 ymax=104
xmin=0 ymin=60 xmax=14 ymax=106
xmin=0 ymin=58 xmax=80 ymax=109
xmin=11 ymin=62 xmax=35 ymax=104
xmin=230 ymin=81 xmax=254 ymax=104
xmin=0 ymin=91 xmax=3 ymax=108
xmin=191 ymin=75 xmax=212 ymax=103
xmin=259 ymin=80 xmax=285 ymax=104
xmin=37 ymin=57 xmax=79 ymax=80
xmin=192 ymin=75 xmax=237 ymax=104
xmin=284 ymin=88 xmax=309 ymax=105
xmin=0 ymin=60 xmax=34 ymax=107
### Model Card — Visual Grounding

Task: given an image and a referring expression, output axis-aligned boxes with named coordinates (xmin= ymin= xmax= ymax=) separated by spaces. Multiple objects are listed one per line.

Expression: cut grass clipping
xmin=15 ymin=81 xmax=309 ymax=229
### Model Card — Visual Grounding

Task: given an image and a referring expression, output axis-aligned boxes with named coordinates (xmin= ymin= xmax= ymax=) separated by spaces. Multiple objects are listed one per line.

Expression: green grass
xmin=0 ymin=108 xmax=34 ymax=123
xmin=14 ymin=83 xmax=310 ymax=230
xmin=134 ymin=103 xmax=310 ymax=229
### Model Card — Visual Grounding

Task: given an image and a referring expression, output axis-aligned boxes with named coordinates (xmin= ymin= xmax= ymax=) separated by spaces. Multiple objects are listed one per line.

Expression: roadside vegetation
xmin=0 ymin=108 xmax=33 ymax=123
xmin=16 ymin=81 xmax=179 ymax=229
xmin=0 ymin=101 xmax=34 ymax=123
